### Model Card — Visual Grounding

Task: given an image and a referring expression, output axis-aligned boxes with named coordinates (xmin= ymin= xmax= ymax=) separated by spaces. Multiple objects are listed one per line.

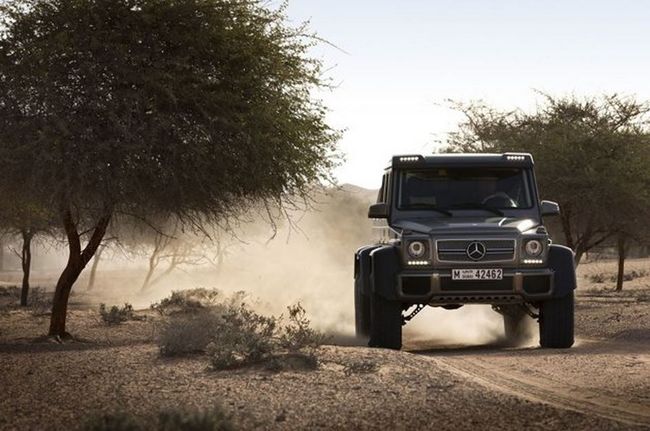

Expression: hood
xmin=392 ymin=216 xmax=539 ymax=235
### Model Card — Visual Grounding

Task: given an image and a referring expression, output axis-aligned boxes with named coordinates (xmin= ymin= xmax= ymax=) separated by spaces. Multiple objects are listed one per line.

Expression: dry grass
xmin=578 ymin=257 xmax=650 ymax=291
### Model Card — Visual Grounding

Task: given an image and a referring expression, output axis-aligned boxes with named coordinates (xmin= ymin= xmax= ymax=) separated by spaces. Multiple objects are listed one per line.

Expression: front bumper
xmin=396 ymin=268 xmax=554 ymax=304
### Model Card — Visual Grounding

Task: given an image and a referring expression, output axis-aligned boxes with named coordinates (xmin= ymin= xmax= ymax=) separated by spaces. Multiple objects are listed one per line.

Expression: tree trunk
xmin=141 ymin=238 xmax=164 ymax=291
xmin=0 ymin=239 xmax=4 ymax=272
xmin=87 ymin=244 xmax=106 ymax=291
xmin=615 ymin=235 xmax=626 ymax=291
xmin=49 ymin=209 xmax=111 ymax=337
xmin=19 ymin=230 xmax=33 ymax=307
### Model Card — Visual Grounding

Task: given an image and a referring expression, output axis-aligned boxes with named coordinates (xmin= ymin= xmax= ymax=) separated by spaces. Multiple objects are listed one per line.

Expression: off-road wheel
xmin=502 ymin=306 xmax=529 ymax=346
xmin=354 ymin=284 xmax=371 ymax=338
xmin=368 ymin=293 xmax=402 ymax=350
xmin=539 ymin=291 xmax=574 ymax=348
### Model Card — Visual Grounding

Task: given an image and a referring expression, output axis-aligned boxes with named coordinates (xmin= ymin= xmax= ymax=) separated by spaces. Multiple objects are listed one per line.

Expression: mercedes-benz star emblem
xmin=466 ymin=241 xmax=487 ymax=261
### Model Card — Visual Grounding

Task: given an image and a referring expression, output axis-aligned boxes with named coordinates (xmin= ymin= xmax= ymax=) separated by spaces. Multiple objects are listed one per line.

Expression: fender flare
xmin=369 ymin=245 xmax=401 ymax=301
xmin=548 ymin=244 xmax=577 ymax=298
xmin=355 ymin=245 xmax=381 ymax=297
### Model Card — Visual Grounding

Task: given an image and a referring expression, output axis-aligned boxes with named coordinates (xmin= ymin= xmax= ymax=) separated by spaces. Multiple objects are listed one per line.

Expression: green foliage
xmin=0 ymin=0 xmax=339 ymax=335
xmin=0 ymin=0 xmax=338 ymax=225
xmin=99 ymin=303 xmax=134 ymax=325
xmin=445 ymin=94 xmax=650 ymax=262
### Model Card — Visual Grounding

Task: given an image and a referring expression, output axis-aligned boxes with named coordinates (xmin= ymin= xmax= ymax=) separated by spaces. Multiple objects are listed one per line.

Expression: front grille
xmin=440 ymin=278 xmax=513 ymax=292
xmin=437 ymin=239 xmax=515 ymax=263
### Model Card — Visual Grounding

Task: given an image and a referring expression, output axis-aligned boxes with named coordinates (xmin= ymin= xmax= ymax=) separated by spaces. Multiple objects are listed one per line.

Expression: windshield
xmin=398 ymin=167 xmax=533 ymax=211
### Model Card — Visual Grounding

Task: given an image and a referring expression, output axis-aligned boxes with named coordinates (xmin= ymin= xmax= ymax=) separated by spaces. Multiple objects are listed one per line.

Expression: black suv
xmin=354 ymin=153 xmax=576 ymax=349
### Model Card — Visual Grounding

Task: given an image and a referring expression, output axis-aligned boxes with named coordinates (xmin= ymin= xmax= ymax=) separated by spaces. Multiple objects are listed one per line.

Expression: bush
xmin=151 ymin=288 xmax=235 ymax=316
xmin=206 ymin=304 xmax=278 ymax=369
xmin=588 ymin=269 xmax=648 ymax=284
xmin=154 ymin=290 xmax=324 ymax=370
xmin=158 ymin=407 xmax=233 ymax=431
xmin=83 ymin=407 xmax=233 ymax=431
xmin=84 ymin=412 xmax=142 ymax=431
xmin=0 ymin=286 xmax=52 ymax=314
xmin=158 ymin=310 xmax=222 ymax=356
xmin=99 ymin=303 xmax=134 ymax=325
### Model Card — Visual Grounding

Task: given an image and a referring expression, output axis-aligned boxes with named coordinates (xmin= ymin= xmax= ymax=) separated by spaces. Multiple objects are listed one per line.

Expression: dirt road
xmin=1 ymin=284 xmax=649 ymax=430
xmin=410 ymin=337 xmax=649 ymax=427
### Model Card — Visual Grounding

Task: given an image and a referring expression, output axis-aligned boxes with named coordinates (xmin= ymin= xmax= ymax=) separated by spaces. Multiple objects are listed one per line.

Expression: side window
xmin=384 ymin=171 xmax=392 ymax=203
xmin=376 ymin=174 xmax=387 ymax=203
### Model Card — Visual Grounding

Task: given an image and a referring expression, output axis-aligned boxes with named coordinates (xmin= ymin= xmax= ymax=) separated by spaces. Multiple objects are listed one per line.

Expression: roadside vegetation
xmin=155 ymin=289 xmax=324 ymax=371
xmin=445 ymin=94 xmax=650 ymax=290
xmin=83 ymin=406 xmax=233 ymax=431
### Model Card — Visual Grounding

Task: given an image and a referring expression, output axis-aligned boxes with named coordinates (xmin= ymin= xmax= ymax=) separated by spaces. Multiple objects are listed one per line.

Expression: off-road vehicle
xmin=354 ymin=153 xmax=576 ymax=350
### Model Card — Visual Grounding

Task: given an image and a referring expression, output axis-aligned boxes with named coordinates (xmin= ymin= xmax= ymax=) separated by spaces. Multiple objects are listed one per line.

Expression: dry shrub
xmin=99 ymin=303 xmax=134 ymax=325
xmin=151 ymin=288 xmax=238 ymax=316
xmin=158 ymin=310 xmax=222 ymax=356
xmin=0 ymin=286 xmax=52 ymax=315
xmin=83 ymin=412 xmax=141 ymax=431
xmin=155 ymin=289 xmax=324 ymax=370
xmin=588 ymin=269 xmax=648 ymax=284
xmin=83 ymin=406 xmax=233 ymax=431
xmin=157 ymin=406 xmax=233 ymax=431
xmin=343 ymin=359 xmax=378 ymax=375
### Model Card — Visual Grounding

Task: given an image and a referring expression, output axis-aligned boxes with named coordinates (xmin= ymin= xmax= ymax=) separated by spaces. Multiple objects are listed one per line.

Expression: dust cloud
xmin=18 ymin=184 xmax=521 ymax=347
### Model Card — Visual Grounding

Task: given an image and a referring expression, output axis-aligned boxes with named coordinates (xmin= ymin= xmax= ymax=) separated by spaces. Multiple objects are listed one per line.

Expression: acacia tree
xmin=138 ymin=222 xmax=211 ymax=291
xmin=445 ymin=94 xmax=650 ymax=266
xmin=0 ymin=201 xmax=54 ymax=306
xmin=0 ymin=0 xmax=338 ymax=337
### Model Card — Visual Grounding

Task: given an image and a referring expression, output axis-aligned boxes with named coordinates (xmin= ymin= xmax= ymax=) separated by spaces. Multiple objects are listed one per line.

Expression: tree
xmin=445 ymin=94 xmax=650 ymax=267
xmin=0 ymin=201 xmax=54 ymax=306
xmin=0 ymin=0 xmax=338 ymax=337
xmin=139 ymin=222 xmax=210 ymax=292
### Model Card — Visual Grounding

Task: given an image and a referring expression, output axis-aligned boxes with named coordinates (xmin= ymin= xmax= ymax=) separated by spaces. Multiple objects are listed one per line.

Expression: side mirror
xmin=368 ymin=203 xmax=389 ymax=219
xmin=541 ymin=200 xmax=560 ymax=217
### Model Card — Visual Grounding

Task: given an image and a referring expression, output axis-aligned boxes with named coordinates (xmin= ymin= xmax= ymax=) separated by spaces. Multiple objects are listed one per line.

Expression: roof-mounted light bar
xmin=393 ymin=155 xmax=425 ymax=166
xmin=503 ymin=153 xmax=532 ymax=162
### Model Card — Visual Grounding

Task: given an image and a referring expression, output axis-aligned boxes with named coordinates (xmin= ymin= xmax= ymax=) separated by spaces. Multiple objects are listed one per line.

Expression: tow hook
xmin=402 ymin=304 xmax=425 ymax=325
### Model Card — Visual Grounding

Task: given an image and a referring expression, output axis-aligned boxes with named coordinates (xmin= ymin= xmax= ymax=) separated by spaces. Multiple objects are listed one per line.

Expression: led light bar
xmin=399 ymin=156 xmax=419 ymax=162
xmin=523 ymin=259 xmax=543 ymax=264
xmin=506 ymin=155 xmax=526 ymax=161
xmin=407 ymin=260 xmax=430 ymax=266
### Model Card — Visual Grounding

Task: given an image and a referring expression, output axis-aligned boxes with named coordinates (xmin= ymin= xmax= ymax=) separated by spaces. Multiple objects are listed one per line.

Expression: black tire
xmin=502 ymin=307 xmax=529 ymax=346
xmin=354 ymin=283 xmax=371 ymax=338
xmin=368 ymin=293 xmax=402 ymax=350
xmin=539 ymin=291 xmax=574 ymax=348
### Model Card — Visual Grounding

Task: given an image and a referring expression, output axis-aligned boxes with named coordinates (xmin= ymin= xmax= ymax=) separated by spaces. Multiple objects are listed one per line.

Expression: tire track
xmin=427 ymin=354 xmax=650 ymax=427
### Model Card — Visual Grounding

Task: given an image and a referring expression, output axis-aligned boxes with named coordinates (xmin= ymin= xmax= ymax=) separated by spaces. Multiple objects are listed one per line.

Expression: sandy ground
xmin=0 ymin=259 xmax=649 ymax=430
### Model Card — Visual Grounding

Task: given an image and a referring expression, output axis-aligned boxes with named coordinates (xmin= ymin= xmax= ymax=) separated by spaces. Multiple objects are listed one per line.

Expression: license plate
xmin=452 ymin=268 xmax=503 ymax=280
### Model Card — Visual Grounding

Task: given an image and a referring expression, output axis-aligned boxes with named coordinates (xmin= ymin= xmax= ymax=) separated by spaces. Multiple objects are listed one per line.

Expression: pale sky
xmin=286 ymin=0 xmax=650 ymax=189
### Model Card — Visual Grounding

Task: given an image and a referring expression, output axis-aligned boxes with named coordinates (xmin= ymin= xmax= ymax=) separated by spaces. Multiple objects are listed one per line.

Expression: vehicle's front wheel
xmin=539 ymin=292 xmax=574 ymax=348
xmin=368 ymin=293 xmax=402 ymax=350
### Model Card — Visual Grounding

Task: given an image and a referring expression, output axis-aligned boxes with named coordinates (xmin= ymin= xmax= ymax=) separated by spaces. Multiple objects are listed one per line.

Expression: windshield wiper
xmin=406 ymin=203 xmax=453 ymax=216
xmin=444 ymin=203 xmax=505 ymax=216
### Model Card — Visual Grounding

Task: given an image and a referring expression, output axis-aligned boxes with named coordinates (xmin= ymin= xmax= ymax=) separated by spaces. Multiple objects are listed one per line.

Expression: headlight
xmin=525 ymin=239 xmax=543 ymax=256
xmin=407 ymin=240 xmax=426 ymax=258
